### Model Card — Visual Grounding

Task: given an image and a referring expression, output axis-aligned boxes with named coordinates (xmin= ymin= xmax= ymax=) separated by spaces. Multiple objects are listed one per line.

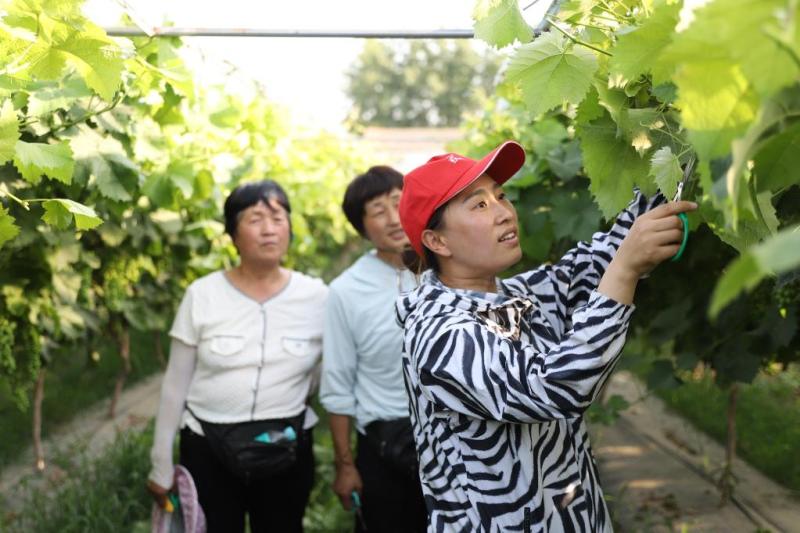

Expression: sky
xmin=84 ymin=0 xmax=555 ymax=130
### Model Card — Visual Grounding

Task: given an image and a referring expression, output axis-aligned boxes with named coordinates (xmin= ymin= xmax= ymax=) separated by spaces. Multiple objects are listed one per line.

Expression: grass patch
xmin=3 ymin=405 xmax=355 ymax=531
xmin=659 ymin=369 xmax=800 ymax=494
xmin=4 ymin=425 xmax=154 ymax=532
xmin=0 ymin=329 xmax=165 ymax=470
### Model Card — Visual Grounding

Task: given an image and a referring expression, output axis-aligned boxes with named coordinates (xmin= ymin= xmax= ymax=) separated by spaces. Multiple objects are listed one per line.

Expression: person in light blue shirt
xmin=320 ymin=166 xmax=426 ymax=533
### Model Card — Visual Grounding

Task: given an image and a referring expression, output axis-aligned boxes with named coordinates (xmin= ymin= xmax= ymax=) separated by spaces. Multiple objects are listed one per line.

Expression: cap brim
xmin=437 ymin=140 xmax=526 ymax=208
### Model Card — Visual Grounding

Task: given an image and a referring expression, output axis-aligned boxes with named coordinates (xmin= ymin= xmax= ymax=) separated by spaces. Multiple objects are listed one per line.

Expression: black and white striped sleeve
xmin=508 ymin=190 xmax=665 ymax=321
xmin=412 ymin=292 xmax=634 ymax=423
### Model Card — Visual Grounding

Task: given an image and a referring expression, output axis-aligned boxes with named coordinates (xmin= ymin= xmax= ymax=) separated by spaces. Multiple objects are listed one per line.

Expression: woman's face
xmin=362 ymin=187 xmax=409 ymax=253
xmin=233 ymin=197 xmax=291 ymax=267
xmin=424 ymin=173 xmax=521 ymax=277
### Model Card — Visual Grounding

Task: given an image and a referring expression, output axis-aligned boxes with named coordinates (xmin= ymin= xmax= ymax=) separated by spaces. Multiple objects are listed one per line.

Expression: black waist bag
xmin=364 ymin=417 xmax=418 ymax=476
xmin=188 ymin=407 xmax=305 ymax=483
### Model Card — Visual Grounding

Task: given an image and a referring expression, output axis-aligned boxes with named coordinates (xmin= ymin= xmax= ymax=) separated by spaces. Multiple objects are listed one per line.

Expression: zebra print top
xmin=396 ymin=192 xmax=664 ymax=532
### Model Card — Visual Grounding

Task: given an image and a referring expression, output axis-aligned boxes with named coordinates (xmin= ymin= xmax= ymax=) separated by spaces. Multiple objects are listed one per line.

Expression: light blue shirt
xmin=320 ymin=251 xmax=417 ymax=433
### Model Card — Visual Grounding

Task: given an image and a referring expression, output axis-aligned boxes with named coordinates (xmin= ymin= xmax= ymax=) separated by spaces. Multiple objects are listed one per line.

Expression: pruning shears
xmin=671 ymin=155 xmax=695 ymax=262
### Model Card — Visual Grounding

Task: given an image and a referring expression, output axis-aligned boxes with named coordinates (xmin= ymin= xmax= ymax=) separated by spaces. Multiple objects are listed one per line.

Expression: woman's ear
xmin=421 ymin=229 xmax=452 ymax=258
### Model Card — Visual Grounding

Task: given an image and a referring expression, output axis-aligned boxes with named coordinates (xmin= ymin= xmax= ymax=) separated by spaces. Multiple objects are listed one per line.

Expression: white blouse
xmin=149 ymin=269 xmax=328 ymax=488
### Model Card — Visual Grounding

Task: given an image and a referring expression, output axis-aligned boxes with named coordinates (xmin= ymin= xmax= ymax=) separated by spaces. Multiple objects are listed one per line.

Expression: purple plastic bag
xmin=151 ymin=465 xmax=206 ymax=533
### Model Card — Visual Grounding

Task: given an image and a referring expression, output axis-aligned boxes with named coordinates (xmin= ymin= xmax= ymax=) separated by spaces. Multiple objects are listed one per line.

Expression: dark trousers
xmin=179 ymin=426 xmax=315 ymax=533
xmin=355 ymin=432 xmax=428 ymax=533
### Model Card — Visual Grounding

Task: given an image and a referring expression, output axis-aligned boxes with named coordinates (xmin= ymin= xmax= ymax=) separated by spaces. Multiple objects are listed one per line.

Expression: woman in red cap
xmin=395 ymin=141 xmax=696 ymax=532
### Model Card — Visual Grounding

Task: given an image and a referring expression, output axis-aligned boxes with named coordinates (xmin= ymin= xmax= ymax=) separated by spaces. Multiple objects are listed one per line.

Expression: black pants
xmin=355 ymin=432 xmax=428 ymax=533
xmin=179 ymin=426 xmax=315 ymax=533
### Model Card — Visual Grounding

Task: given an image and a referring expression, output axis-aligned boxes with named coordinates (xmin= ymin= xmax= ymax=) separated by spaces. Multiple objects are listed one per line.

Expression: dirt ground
xmin=592 ymin=371 xmax=800 ymax=533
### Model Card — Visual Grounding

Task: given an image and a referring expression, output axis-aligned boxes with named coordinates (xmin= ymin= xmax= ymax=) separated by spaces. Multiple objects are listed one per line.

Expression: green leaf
xmin=505 ymin=31 xmax=598 ymax=117
xmin=68 ymin=126 xmax=136 ymax=200
xmin=0 ymin=206 xmax=20 ymax=248
xmin=575 ymin=85 xmax=603 ymax=125
xmin=649 ymin=146 xmax=682 ymax=199
xmin=41 ymin=200 xmax=72 ymax=229
xmin=549 ymin=189 xmax=602 ymax=241
xmin=42 ymin=199 xmax=102 ymax=230
xmin=608 ymin=1 xmax=681 ymax=84
xmin=619 ymin=107 xmax=662 ymax=156
xmin=647 ymin=359 xmax=680 ymax=390
xmin=17 ymin=13 xmax=122 ymax=101
xmin=545 ymin=139 xmax=582 ymax=180
xmin=753 ymin=121 xmax=800 ymax=192
xmin=516 ymin=187 xmax=555 ymax=261
xmin=665 ymin=0 xmax=799 ymax=97
xmin=52 ymin=29 xmax=123 ymax=101
xmin=577 ymin=114 xmax=650 ymax=218
xmin=594 ymin=84 xmax=631 ymax=135
xmin=13 ymin=140 xmax=74 ymax=184
xmin=473 ymin=0 xmax=533 ymax=48
xmin=142 ymin=174 xmax=176 ymax=207
xmin=675 ymin=61 xmax=759 ymax=162
xmin=0 ymin=99 xmax=20 ymax=165
xmin=27 ymin=77 xmax=93 ymax=116
xmin=701 ymin=193 xmax=778 ymax=253
xmin=652 ymin=82 xmax=677 ymax=105
xmin=710 ymin=225 xmax=800 ymax=317
xmin=529 ymin=118 xmax=568 ymax=155
xmin=209 ymin=105 xmax=242 ymax=129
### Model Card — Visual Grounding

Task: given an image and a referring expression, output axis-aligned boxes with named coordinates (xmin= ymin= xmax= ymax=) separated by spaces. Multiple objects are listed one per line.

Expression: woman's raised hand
xmin=598 ymin=200 xmax=698 ymax=305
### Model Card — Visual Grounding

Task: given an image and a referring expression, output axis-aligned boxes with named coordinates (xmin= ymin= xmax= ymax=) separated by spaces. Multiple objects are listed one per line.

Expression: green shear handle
xmin=670 ymin=156 xmax=695 ymax=262
xmin=671 ymin=212 xmax=689 ymax=262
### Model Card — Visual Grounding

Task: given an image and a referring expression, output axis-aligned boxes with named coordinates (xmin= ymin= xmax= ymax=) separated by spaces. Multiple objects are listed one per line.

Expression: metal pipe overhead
xmin=104 ymin=27 xmax=477 ymax=38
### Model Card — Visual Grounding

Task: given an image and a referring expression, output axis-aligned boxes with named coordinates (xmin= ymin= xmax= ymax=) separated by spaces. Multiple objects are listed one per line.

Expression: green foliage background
xmin=0 ymin=0 xmax=368 ymax=410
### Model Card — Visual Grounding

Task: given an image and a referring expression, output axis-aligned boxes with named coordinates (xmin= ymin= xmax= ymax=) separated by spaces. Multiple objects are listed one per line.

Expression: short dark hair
xmin=342 ymin=166 xmax=404 ymax=237
xmin=223 ymin=180 xmax=292 ymax=239
xmin=401 ymin=202 xmax=446 ymax=274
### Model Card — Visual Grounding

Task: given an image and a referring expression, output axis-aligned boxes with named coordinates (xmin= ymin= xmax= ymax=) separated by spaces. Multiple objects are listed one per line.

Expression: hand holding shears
xmin=671 ymin=155 xmax=695 ymax=262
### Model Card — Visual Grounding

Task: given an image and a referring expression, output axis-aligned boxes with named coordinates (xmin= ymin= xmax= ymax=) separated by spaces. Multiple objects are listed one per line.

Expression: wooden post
xmin=107 ymin=324 xmax=131 ymax=419
xmin=32 ymin=367 xmax=46 ymax=472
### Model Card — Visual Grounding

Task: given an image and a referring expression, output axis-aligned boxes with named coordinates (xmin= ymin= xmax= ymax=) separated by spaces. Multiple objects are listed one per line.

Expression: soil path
xmin=592 ymin=371 xmax=800 ymax=532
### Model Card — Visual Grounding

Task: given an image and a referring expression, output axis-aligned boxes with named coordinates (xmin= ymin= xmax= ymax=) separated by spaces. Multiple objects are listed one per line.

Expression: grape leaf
xmin=545 ymin=139 xmax=582 ymax=180
xmin=27 ymin=77 xmax=92 ymax=117
xmin=575 ymin=85 xmax=603 ymax=125
xmin=505 ymin=31 xmax=598 ymax=117
xmin=577 ymin=114 xmax=650 ymax=218
xmin=13 ymin=140 xmax=74 ymax=184
xmin=675 ymin=61 xmax=759 ymax=162
xmin=549 ymin=189 xmax=602 ymax=241
xmin=529 ymin=118 xmax=568 ymax=155
xmin=0 ymin=99 xmax=19 ymax=164
xmin=473 ymin=0 xmax=533 ymax=48
xmin=0 ymin=206 xmax=20 ymax=249
xmin=609 ymin=1 xmax=681 ymax=84
xmin=753 ymin=121 xmax=800 ymax=192
xmin=649 ymin=146 xmax=682 ymax=199
xmin=710 ymin=225 xmax=800 ymax=317
xmin=665 ymin=0 xmax=798 ymax=97
xmin=42 ymin=199 xmax=102 ymax=230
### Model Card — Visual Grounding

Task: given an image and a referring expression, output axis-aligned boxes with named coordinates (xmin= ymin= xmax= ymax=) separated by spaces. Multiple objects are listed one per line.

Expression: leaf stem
xmin=0 ymin=185 xmax=31 ymax=210
xmin=49 ymin=94 xmax=122 ymax=133
xmin=570 ymin=21 xmax=613 ymax=32
xmin=546 ymin=18 xmax=612 ymax=56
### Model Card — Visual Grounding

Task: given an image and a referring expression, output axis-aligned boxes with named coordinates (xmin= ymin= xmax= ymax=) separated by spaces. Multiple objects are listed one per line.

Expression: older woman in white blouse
xmin=147 ymin=180 xmax=327 ymax=533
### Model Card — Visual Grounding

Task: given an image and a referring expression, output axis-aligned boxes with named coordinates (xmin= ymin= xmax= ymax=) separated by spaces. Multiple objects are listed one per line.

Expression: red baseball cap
xmin=399 ymin=140 xmax=526 ymax=256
